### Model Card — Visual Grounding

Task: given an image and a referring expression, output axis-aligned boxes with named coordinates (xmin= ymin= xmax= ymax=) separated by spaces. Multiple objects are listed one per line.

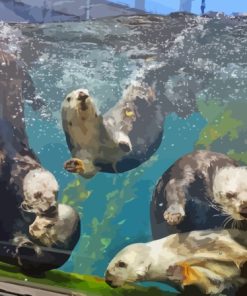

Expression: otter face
xmin=29 ymin=215 xmax=57 ymax=246
xmin=213 ymin=167 xmax=247 ymax=221
xmin=105 ymin=244 xmax=151 ymax=288
xmin=22 ymin=168 xmax=58 ymax=215
xmin=63 ymin=88 xmax=97 ymax=119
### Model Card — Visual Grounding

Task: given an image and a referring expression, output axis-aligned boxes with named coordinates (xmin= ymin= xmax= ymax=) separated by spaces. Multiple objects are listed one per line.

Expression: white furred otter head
xmin=29 ymin=204 xmax=79 ymax=247
xmin=22 ymin=168 xmax=58 ymax=215
xmin=62 ymin=88 xmax=98 ymax=121
xmin=213 ymin=166 xmax=247 ymax=221
xmin=105 ymin=243 xmax=151 ymax=288
xmin=61 ymin=88 xmax=101 ymax=178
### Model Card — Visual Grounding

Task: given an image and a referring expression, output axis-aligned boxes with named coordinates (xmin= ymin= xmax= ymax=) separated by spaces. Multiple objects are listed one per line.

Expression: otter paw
xmin=177 ymin=262 xmax=202 ymax=286
xmin=164 ymin=206 xmax=185 ymax=225
xmin=167 ymin=262 xmax=202 ymax=287
xmin=118 ymin=141 xmax=131 ymax=153
xmin=64 ymin=158 xmax=84 ymax=173
xmin=166 ymin=264 xmax=185 ymax=283
xmin=115 ymin=131 xmax=132 ymax=153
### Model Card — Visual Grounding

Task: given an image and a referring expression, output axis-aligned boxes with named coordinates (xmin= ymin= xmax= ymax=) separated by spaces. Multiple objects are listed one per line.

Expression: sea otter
xmin=0 ymin=50 xmax=80 ymax=272
xmin=150 ymin=150 xmax=247 ymax=240
xmin=0 ymin=50 xmax=44 ymax=135
xmin=61 ymin=82 xmax=163 ymax=178
xmin=105 ymin=229 xmax=247 ymax=295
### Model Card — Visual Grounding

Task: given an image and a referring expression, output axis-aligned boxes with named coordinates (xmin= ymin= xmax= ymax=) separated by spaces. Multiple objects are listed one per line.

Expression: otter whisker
xmin=222 ymin=216 xmax=230 ymax=226
xmin=235 ymin=220 xmax=243 ymax=230
xmin=208 ymin=202 xmax=234 ymax=224
xmin=223 ymin=219 xmax=232 ymax=229
xmin=209 ymin=204 xmax=221 ymax=211
xmin=231 ymin=219 xmax=236 ymax=230
xmin=205 ymin=197 xmax=218 ymax=208
xmin=213 ymin=213 xmax=228 ymax=217
xmin=206 ymin=199 xmax=226 ymax=214
xmin=214 ymin=205 xmax=231 ymax=218
xmin=236 ymin=220 xmax=240 ymax=229
xmin=222 ymin=216 xmax=234 ymax=229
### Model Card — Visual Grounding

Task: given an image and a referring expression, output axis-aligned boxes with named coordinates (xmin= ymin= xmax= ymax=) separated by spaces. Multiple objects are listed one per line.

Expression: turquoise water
xmin=14 ymin=13 xmax=247 ymax=294
xmin=26 ymin=100 xmax=206 ymax=277
xmin=1 ymin=11 xmax=247 ymax=295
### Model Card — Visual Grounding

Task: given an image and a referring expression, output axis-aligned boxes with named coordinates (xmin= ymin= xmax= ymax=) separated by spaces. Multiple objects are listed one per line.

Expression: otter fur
xmin=150 ymin=150 xmax=247 ymax=240
xmin=105 ymin=229 xmax=247 ymax=295
xmin=61 ymin=82 xmax=163 ymax=178
xmin=0 ymin=50 xmax=80 ymax=273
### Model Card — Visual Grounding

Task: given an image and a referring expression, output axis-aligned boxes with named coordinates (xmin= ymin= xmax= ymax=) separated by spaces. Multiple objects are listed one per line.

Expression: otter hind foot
xmin=164 ymin=205 xmax=185 ymax=225
xmin=118 ymin=141 xmax=131 ymax=153
xmin=115 ymin=131 xmax=132 ymax=153
xmin=179 ymin=262 xmax=203 ymax=286
xmin=167 ymin=262 xmax=203 ymax=286
xmin=166 ymin=264 xmax=186 ymax=284
xmin=64 ymin=158 xmax=84 ymax=173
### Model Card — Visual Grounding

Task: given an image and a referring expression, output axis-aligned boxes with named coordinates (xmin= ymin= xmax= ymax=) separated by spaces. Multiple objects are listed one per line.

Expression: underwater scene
xmin=1 ymin=1 xmax=247 ymax=295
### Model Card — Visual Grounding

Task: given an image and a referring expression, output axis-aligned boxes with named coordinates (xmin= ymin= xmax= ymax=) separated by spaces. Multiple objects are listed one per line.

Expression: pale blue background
xmin=112 ymin=0 xmax=247 ymax=15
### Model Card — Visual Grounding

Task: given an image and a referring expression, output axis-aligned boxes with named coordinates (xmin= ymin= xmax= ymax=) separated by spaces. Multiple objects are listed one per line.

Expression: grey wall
xmin=0 ymin=0 xmax=143 ymax=23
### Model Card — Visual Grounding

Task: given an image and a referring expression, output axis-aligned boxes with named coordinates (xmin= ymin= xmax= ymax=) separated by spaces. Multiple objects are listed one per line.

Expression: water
xmin=1 ymin=13 xmax=247 ymax=295
xmin=20 ymin=14 xmax=247 ymax=276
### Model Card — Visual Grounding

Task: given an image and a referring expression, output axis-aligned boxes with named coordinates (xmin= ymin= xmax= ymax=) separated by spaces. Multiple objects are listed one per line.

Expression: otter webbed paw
xmin=64 ymin=158 xmax=85 ymax=173
xmin=164 ymin=204 xmax=185 ymax=225
xmin=115 ymin=131 xmax=132 ymax=153
xmin=167 ymin=262 xmax=202 ymax=286
xmin=166 ymin=264 xmax=185 ymax=284
xmin=118 ymin=141 xmax=132 ymax=153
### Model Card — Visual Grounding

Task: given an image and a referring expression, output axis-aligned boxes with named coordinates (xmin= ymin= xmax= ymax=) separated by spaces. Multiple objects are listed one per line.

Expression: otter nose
xmin=105 ymin=278 xmax=118 ymax=288
xmin=105 ymin=270 xmax=114 ymax=286
xmin=105 ymin=279 xmax=113 ymax=286
xmin=105 ymin=270 xmax=112 ymax=278
xmin=77 ymin=92 xmax=89 ymax=101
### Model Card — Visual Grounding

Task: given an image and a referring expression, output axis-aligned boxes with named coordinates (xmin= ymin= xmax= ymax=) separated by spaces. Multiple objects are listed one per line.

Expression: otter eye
xmin=67 ymin=97 xmax=71 ymax=102
xmin=45 ymin=224 xmax=53 ymax=229
xmin=116 ymin=261 xmax=127 ymax=268
xmin=226 ymin=192 xmax=237 ymax=199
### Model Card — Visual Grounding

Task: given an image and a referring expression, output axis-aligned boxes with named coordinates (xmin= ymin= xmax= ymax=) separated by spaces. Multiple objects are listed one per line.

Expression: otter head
xmin=29 ymin=204 xmax=79 ymax=248
xmin=63 ymin=88 xmax=98 ymax=120
xmin=22 ymin=168 xmax=58 ymax=215
xmin=29 ymin=215 xmax=57 ymax=247
xmin=213 ymin=166 xmax=247 ymax=221
xmin=105 ymin=244 xmax=151 ymax=288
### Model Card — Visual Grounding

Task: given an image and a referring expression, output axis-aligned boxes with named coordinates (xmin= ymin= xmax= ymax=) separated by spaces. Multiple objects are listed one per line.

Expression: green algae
xmin=0 ymin=262 xmax=175 ymax=296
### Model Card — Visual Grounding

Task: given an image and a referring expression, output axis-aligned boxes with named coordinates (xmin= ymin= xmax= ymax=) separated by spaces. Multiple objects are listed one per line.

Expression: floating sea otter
xmin=61 ymin=82 xmax=163 ymax=178
xmin=0 ymin=50 xmax=80 ymax=273
xmin=150 ymin=150 xmax=247 ymax=240
xmin=105 ymin=228 xmax=247 ymax=295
